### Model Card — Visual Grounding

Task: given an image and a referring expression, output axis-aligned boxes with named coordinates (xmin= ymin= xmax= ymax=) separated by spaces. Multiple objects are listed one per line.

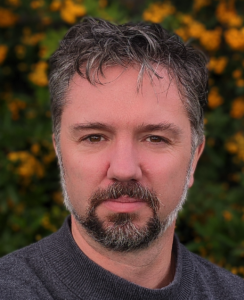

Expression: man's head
xmin=49 ymin=17 xmax=208 ymax=148
xmin=49 ymin=17 xmax=207 ymax=252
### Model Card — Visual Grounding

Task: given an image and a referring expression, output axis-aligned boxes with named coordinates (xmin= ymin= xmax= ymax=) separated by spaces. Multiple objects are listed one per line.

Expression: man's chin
xmin=79 ymin=211 xmax=163 ymax=252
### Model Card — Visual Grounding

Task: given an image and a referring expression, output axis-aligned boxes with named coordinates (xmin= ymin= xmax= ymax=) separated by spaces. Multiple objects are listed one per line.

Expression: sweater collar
xmin=40 ymin=216 xmax=195 ymax=300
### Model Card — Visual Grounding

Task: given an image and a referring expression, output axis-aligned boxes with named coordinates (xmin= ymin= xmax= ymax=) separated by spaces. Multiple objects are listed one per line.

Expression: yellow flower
xmin=223 ymin=210 xmax=232 ymax=221
xmin=236 ymin=79 xmax=244 ymax=87
xmin=225 ymin=28 xmax=244 ymax=51
xmin=143 ymin=2 xmax=175 ymax=23
xmin=193 ymin=0 xmax=210 ymax=12
xmin=175 ymin=27 xmax=188 ymax=41
xmin=216 ymin=1 xmax=242 ymax=28
xmin=226 ymin=132 xmax=244 ymax=162
xmin=199 ymin=247 xmax=207 ymax=257
xmin=43 ymin=150 xmax=56 ymax=164
xmin=232 ymin=69 xmax=242 ymax=79
xmin=30 ymin=0 xmax=44 ymax=9
xmin=0 ymin=8 xmax=18 ymax=27
xmin=31 ymin=143 xmax=40 ymax=155
xmin=187 ymin=21 xmax=206 ymax=39
xmin=38 ymin=46 xmax=48 ymax=58
xmin=42 ymin=16 xmax=52 ymax=25
xmin=200 ymin=28 xmax=222 ymax=51
xmin=229 ymin=173 xmax=240 ymax=182
xmin=0 ymin=45 xmax=8 ymax=64
xmin=208 ymin=87 xmax=223 ymax=109
xmin=99 ymin=0 xmax=107 ymax=8
xmin=26 ymin=110 xmax=36 ymax=119
xmin=15 ymin=45 xmax=26 ymax=59
xmin=208 ymin=56 xmax=228 ymax=74
xmin=50 ymin=0 xmax=62 ymax=11
xmin=22 ymin=32 xmax=45 ymax=46
xmin=8 ymin=151 xmax=44 ymax=178
xmin=35 ymin=234 xmax=42 ymax=241
xmin=230 ymin=97 xmax=244 ymax=118
xmin=28 ymin=61 xmax=48 ymax=86
xmin=41 ymin=214 xmax=57 ymax=232
xmin=60 ymin=0 xmax=86 ymax=24
xmin=53 ymin=191 xmax=63 ymax=204
xmin=7 ymin=0 xmax=21 ymax=6
xmin=226 ymin=141 xmax=238 ymax=153
xmin=181 ymin=14 xmax=193 ymax=25
xmin=7 ymin=99 xmax=26 ymax=120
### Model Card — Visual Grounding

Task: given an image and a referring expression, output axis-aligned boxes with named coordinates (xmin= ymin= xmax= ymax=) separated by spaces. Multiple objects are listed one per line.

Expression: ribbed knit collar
xmin=40 ymin=216 xmax=195 ymax=300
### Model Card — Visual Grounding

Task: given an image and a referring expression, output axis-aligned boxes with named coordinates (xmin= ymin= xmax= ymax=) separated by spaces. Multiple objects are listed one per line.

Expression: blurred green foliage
xmin=1 ymin=0 xmax=244 ymax=277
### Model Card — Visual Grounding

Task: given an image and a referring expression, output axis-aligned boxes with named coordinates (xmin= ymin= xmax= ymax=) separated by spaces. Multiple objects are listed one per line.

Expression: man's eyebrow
xmin=69 ymin=122 xmax=183 ymax=136
xmin=69 ymin=122 xmax=113 ymax=133
xmin=137 ymin=123 xmax=183 ymax=136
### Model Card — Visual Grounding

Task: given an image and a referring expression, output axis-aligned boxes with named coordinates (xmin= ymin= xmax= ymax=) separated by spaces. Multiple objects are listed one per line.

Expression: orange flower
xmin=230 ymin=97 xmax=244 ymax=118
xmin=188 ymin=21 xmax=205 ymax=38
xmin=208 ymin=57 xmax=228 ymax=74
xmin=0 ymin=8 xmax=18 ymax=27
xmin=15 ymin=45 xmax=26 ymax=59
xmin=0 ymin=45 xmax=8 ymax=64
xmin=143 ymin=2 xmax=175 ymax=23
xmin=200 ymin=28 xmax=222 ymax=51
xmin=223 ymin=211 xmax=232 ymax=221
xmin=28 ymin=61 xmax=48 ymax=86
xmin=208 ymin=87 xmax=223 ymax=109
xmin=60 ymin=0 xmax=86 ymax=24
xmin=216 ymin=1 xmax=242 ymax=28
xmin=8 ymin=151 xmax=44 ymax=178
xmin=232 ymin=69 xmax=242 ymax=79
xmin=175 ymin=27 xmax=188 ymax=41
xmin=7 ymin=0 xmax=21 ymax=6
xmin=193 ymin=0 xmax=210 ymax=12
xmin=99 ymin=0 xmax=107 ymax=8
xmin=226 ymin=132 xmax=244 ymax=162
xmin=7 ymin=99 xmax=26 ymax=120
xmin=225 ymin=28 xmax=244 ymax=51
xmin=50 ymin=0 xmax=62 ymax=11
xmin=30 ymin=0 xmax=44 ymax=9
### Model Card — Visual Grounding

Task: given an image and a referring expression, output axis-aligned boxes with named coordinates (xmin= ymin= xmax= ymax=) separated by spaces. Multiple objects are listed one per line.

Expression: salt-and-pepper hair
xmin=49 ymin=17 xmax=208 ymax=149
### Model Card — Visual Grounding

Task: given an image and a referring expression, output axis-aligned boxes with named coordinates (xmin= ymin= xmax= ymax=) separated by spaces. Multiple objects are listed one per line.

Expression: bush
xmin=1 ymin=0 xmax=244 ymax=277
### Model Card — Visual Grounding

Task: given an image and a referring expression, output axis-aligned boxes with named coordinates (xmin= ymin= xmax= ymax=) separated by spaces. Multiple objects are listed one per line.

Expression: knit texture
xmin=0 ymin=216 xmax=244 ymax=300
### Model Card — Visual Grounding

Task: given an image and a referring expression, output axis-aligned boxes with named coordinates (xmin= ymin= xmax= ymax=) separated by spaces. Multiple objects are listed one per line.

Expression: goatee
xmin=72 ymin=181 xmax=164 ymax=252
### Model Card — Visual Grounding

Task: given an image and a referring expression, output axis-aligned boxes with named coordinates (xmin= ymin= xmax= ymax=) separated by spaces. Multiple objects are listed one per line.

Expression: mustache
xmin=88 ymin=181 xmax=160 ymax=213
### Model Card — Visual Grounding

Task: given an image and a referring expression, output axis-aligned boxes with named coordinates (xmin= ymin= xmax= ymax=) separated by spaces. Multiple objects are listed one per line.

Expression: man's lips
xmin=102 ymin=196 xmax=147 ymax=213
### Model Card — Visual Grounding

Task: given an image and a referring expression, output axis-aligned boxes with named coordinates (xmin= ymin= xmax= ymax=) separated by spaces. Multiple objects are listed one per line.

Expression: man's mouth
xmin=102 ymin=196 xmax=146 ymax=213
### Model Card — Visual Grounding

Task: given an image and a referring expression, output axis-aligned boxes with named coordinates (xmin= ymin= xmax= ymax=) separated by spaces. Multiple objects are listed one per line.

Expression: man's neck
xmin=71 ymin=215 xmax=176 ymax=289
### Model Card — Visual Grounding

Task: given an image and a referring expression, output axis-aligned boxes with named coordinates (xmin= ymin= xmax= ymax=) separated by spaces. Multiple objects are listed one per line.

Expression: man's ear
xmin=52 ymin=134 xmax=58 ymax=157
xmin=188 ymin=137 xmax=205 ymax=188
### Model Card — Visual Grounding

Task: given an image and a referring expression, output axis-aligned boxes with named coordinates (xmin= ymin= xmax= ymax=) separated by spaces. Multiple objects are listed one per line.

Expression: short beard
xmin=72 ymin=181 xmax=163 ymax=252
xmin=56 ymin=142 xmax=192 ymax=252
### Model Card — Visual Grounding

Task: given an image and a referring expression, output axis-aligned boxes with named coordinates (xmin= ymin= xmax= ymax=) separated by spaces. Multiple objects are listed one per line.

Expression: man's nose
xmin=107 ymin=140 xmax=142 ymax=182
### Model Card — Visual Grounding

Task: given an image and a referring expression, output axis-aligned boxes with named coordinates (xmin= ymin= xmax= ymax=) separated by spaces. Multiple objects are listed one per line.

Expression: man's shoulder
xmin=181 ymin=244 xmax=244 ymax=299
xmin=0 ymin=235 xmax=55 ymax=300
xmin=0 ymin=240 xmax=39 ymax=270
xmin=0 ymin=234 xmax=49 ymax=270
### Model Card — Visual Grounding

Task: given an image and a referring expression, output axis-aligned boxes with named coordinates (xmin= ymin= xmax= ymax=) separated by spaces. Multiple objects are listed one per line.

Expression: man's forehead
xmin=69 ymin=65 xmax=179 ymax=98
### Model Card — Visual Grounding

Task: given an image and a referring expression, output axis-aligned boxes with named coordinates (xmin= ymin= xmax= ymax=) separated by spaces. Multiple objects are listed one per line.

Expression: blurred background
xmin=1 ymin=0 xmax=244 ymax=277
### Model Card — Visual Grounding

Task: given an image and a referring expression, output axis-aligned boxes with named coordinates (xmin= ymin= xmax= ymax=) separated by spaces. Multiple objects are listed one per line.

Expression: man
xmin=1 ymin=17 xmax=244 ymax=299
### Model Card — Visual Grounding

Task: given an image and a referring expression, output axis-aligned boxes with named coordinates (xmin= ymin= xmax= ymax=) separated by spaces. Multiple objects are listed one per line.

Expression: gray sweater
xmin=0 ymin=216 xmax=244 ymax=299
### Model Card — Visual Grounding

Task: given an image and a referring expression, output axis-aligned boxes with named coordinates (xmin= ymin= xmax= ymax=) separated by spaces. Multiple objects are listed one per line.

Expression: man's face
xmin=55 ymin=66 xmax=203 ymax=251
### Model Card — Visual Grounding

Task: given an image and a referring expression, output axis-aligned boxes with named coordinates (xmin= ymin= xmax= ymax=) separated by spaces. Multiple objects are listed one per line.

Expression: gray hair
xmin=49 ymin=17 xmax=208 ymax=148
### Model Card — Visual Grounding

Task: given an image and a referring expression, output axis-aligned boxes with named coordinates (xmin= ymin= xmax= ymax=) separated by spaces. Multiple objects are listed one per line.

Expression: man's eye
xmin=84 ymin=135 xmax=104 ymax=143
xmin=146 ymin=136 xmax=167 ymax=143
